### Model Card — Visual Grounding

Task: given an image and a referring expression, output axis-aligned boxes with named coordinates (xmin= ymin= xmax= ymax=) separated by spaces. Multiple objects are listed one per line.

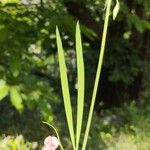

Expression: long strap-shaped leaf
xmin=75 ymin=22 xmax=85 ymax=150
xmin=56 ymin=27 xmax=76 ymax=150
xmin=82 ymin=0 xmax=112 ymax=150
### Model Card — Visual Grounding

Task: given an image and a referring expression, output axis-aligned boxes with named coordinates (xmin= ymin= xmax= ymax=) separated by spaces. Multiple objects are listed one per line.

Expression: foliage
xmin=98 ymin=101 xmax=150 ymax=150
xmin=82 ymin=0 xmax=112 ymax=149
xmin=0 ymin=0 xmax=62 ymax=122
xmin=77 ymin=101 xmax=148 ymax=149
xmin=0 ymin=98 xmax=150 ymax=150
xmin=0 ymin=0 xmax=149 ymax=117
xmin=56 ymin=27 xmax=76 ymax=150
xmin=0 ymin=135 xmax=37 ymax=150
xmin=55 ymin=0 xmax=114 ymax=149
xmin=0 ymin=0 xmax=149 ymax=149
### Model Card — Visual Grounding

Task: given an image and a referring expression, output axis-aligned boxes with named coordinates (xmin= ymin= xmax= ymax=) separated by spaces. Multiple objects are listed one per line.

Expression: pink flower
xmin=42 ymin=136 xmax=59 ymax=150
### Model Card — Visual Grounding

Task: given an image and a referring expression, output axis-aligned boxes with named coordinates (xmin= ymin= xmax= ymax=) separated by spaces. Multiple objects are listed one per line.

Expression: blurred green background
xmin=0 ymin=0 xmax=150 ymax=149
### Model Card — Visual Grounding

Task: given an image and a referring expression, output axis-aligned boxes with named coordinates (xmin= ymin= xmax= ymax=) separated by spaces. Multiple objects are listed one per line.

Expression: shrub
xmin=0 ymin=135 xmax=37 ymax=150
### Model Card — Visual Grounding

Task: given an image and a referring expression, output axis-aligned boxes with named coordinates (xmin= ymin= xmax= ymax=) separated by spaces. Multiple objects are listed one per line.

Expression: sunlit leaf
xmin=10 ymin=87 xmax=23 ymax=112
xmin=76 ymin=21 xmax=85 ymax=150
xmin=1 ymin=0 xmax=19 ymax=4
xmin=82 ymin=0 xmax=112 ymax=149
xmin=56 ymin=27 xmax=76 ymax=150
xmin=113 ymin=0 xmax=120 ymax=20
xmin=0 ymin=80 xmax=9 ymax=101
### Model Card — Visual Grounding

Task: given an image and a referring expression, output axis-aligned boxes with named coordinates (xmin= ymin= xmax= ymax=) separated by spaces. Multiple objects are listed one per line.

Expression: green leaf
xmin=113 ymin=0 xmax=120 ymax=20
xmin=10 ymin=87 xmax=23 ymax=112
xmin=10 ymin=57 xmax=21 ymax=77
xmin=39 ymin=100 xmax=53 ymax=123
xmin=0 ymin=25 xmax=8 ymax=42
xmin=128 ymin=14 xmax=147 ymax=33
xmin=56 ymin=27 xmax=76 ymax=150
xmin=141 ymin=20 xmax=150 ymax=30
xmin=0 ymin=80 xmax=9 ymax=101
xmin=1 ymin=0 xmax=19 ymax=4
xmin=76 ymin=21 xmax=85 ymax=150
xmin=82 ymin=0 xmax=112 ymax=149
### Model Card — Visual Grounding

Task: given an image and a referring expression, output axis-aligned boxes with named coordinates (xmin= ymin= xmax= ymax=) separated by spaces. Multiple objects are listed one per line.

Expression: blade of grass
xmin=82 ymin=0 xmax=112 ymax=149
xmin=56 ymin=27 xmax=76 ymax=150
xmin=75 ymin=21 xmax=85 ymax=150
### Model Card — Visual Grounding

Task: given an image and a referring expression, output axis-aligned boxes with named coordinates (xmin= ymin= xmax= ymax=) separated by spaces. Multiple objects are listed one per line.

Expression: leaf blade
xmin=82 ymin=0 xmax=112 ymax=149
xmin=56 ymin=27 xmax=76 ymax=150
xmin=113 ymin=0 xmax=120 ymax=20
xmin=10 ymin=87 xmax=23 ymax=112
xmin=76 ymin=21 xmax=85 ymax=150
xmin=0 ymin=80 xmax=9 ymax=101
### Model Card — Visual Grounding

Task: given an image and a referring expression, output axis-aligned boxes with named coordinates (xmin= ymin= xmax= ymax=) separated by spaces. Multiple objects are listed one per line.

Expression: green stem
xmin=81 ymin=0 xmax=112 ymax=149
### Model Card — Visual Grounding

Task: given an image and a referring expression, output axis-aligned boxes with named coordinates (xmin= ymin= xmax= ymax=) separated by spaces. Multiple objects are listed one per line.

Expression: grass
xmin=56 ymin=1 xmax=112 ymax=149
xmin=55 ymin=0 xmax=120 ymax=149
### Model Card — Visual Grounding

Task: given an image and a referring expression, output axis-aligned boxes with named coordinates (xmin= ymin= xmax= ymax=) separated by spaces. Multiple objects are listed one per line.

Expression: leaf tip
xmin=56 ymin=26 xmax=59 ymax=35
xmin=113 ymin=0 xmax=120 ymax=20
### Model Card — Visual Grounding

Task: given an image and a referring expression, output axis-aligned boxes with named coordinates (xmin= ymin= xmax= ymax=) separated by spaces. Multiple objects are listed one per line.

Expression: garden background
xmin=0 ymin=0 xmax=150 ymax=149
